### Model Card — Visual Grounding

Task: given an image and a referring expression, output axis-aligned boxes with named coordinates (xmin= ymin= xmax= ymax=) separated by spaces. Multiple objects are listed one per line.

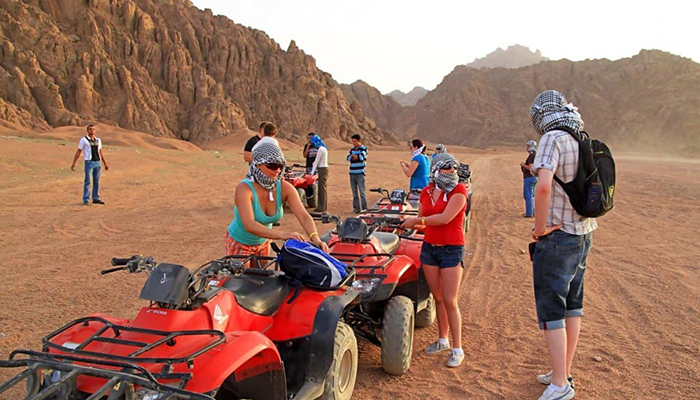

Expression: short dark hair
xmin=351 ymin=134 xmax=361 ymax=141
xmin=86 ymin=124 xmax=95 ymax=130
xmin=259 ymin=121 xmax=271 ymax=130
xmin=411 ymin=139 xmax=424 ymax=149
xmin=263 ymin=123 xmax=277 ymax=137
xmin=308 ymin=132 xmax=315 ymax=137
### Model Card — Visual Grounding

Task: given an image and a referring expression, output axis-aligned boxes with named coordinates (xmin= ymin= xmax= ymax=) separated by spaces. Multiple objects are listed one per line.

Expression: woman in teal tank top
xmin=225 ymin=139 xmax=329 ymax=257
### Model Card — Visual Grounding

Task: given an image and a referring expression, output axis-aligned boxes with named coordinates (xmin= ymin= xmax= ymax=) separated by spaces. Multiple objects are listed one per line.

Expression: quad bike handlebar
xmin=369 ymin=187 xmax=390 ymax=198
xmin=102 ymin=255 xmax=156 ymax=275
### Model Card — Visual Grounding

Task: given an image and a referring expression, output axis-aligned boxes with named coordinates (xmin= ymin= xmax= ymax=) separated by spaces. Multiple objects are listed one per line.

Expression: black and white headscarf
xmin=247 ymin=141 xmax=286 ymax=198
xmin=526 ymin=140 xmax=537 ymax=153
xmin=430 ymin=153 xmax=459 ymax=197
xmin=435 ymin=143 xmax=447 ymax=154
xmin=530 ymin=90 xmax=584 ymax=136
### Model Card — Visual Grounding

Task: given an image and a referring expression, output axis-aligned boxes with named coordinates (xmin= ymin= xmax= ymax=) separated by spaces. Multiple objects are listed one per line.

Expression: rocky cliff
xmin=0 ymin=0 xmax=394 ymax=145
xmin=397 ymin=50 xmax=700 ymax=153
xmin=340 ymin=80 xmax=402 ymax=140
xmin=466 ymin=44 xmax=548 ymax=70
xmin=387 ymin=86 xmax=428 ymax=107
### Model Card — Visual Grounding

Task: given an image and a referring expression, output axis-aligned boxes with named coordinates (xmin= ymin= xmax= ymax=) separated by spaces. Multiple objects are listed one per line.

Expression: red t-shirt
xmin=419 ymin=183 xmax=468 ymax=246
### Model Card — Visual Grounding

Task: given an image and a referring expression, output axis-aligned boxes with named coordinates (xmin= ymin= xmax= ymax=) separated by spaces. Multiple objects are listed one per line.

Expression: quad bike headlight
xmin=351 ymin=278 xmax=381 ymax=294
xmin=135 ymin=389 xmax=165 ymax=400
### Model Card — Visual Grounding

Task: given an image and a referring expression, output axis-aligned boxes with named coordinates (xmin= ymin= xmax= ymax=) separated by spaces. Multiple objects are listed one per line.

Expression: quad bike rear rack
xmin=0 ymin=350 xmax=214 ymax=400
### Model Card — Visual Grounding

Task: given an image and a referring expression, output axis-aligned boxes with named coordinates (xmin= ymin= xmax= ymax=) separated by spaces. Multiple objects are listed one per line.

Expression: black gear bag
xmin=553 ymin=127 xmax=615 ymax=218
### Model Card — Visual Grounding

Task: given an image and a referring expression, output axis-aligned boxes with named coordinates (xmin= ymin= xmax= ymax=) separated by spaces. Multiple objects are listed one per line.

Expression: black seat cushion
xmin=372 ymin=232 xmax=401 ymax=255
xmin=222 ymin=275 xmax=290 ymax=316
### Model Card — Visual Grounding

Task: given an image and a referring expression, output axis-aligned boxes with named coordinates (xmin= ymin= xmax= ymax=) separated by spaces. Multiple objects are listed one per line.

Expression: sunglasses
xmin=264 ymin=162 xmax=285 ymax=171
xmin=439 ymin=164 xmax=457 ymax=171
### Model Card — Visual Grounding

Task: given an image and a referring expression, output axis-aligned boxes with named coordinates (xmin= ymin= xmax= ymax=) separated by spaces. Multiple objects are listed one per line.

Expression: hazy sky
xmin=192 ymin=0 xmax=698 ymax=94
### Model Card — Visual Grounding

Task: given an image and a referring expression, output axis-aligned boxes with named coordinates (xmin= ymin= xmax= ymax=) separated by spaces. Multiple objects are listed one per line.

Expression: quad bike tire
xmin=380 ymin=295 xmax=414 ymax=375
xmin=297 ymin=187 xmax=307 ymax=206
xmin=321 ymin=321 xmax=358 ymax=400
xmin=463 ymin=212 xmax=471 ymax=233
xmin=305 ymin=183 xmax=318 ymax=209
xmin=415 ymin=293 xmax=436 ymax=328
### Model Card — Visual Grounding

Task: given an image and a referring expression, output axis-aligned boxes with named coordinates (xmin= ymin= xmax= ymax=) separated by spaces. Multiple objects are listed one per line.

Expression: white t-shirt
xmin=311 ymin=146 xmax=328 ymax=174
xmin=78 ymin=136 xmax=102 ymax=161
xmin=252 ymin=136 xmax=279 ymax=151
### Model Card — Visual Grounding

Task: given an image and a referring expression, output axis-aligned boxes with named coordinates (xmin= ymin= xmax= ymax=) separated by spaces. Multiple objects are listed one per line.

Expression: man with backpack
xmin=528 ymin=90 xmax=599 ymax=400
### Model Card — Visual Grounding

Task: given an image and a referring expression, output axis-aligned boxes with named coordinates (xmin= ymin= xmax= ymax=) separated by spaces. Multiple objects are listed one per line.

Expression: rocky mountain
xmin=397 ymin=50 xmax=700 ymax=153
xmin=340 ymin=80 xmax=403 ymax=139
xmin=387 ymin=86 xmax=428 ymax=107
xmin=466 ymin=44 xmax=548 ymax=70
xmin=0 ymin=0 xmax=395 ymax=145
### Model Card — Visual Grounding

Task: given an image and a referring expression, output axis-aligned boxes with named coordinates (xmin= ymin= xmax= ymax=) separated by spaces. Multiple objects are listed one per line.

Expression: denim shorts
xmin=532 ymin=230 xmax=592 ymax=330
xmin=420 ymin=242 xmax=464 ymax=268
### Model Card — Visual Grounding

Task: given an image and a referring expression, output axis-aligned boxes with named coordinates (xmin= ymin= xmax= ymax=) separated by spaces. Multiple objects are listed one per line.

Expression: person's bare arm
xmin=283 ymin=181 xmax=330 ymax=252
xmin=71 ymin=149 xmax=82 ymax=171
xmin=402 ymin=193 xmax=466 ymax=228
xmin=243 ymin=151 xmax=253 ymax=163
xmin=401 ymin=160 xmax=419 ymax=178
xmin=303 ymin=144 xmax=310 ymax=158
xmin=99 ymin=149 xmax=109 ymax=171
xmin=532 ymin=169 xmax=561 ymax=239
xmin=236 ymin=182 xmax=304 ymax=241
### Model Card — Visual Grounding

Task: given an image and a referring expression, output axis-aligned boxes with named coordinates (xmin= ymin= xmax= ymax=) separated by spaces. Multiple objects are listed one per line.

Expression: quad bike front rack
xmin=0 ymin=350 xmax=214 ymax=400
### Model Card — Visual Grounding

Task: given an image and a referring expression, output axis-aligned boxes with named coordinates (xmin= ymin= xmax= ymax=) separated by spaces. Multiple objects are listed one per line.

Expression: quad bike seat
xmin=222 ymin=275 xmax=291 ymax=316
xmin=372 ymin=232 xmax=400 ymax=255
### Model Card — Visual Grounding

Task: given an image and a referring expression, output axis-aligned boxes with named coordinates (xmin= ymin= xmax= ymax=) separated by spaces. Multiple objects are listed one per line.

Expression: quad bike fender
xmin=188 ymin=331 xmax=285 ymax=397
xmin=293 ymin=289 xmax=359 ymax=400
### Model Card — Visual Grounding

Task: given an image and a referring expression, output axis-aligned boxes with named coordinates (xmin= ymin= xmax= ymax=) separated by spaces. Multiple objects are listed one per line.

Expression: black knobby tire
xmin=320 ymin=321 xmax=358 ymax=400
xmin=380 ymin=295 xmax=414 ymax=375
xmin=306 ymin=182 xmax=318 ymax=209
xmin=463 ymin=212 xmax=471 ymax=233
xmin=297 ymin=187 xmax=307 ymax=207
xmin=415 ymin=293 xmax=436 ymax=328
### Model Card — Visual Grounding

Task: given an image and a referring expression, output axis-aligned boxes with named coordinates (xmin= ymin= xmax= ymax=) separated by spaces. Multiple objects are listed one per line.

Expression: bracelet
xmin=309 ymin=232 xmax=319 ymax=240
xmin=532 ymin=229 xmax=548 ymax=238
xmin=421 ymin=217 xmax=426 ymax=226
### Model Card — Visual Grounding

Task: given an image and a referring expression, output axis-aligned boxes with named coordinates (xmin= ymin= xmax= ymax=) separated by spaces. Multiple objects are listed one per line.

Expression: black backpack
xmin=552 ymin=127 xmax=615 ymax=218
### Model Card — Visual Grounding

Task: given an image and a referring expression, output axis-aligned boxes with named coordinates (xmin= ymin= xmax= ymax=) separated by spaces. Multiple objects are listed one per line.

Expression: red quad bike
xmin=0 ymin=254 xmax=359 ymax=400
xmin=313 ymin=213 xmax=436 ymax=376
xmin=284 ymin=163 xmax=318 ymax=208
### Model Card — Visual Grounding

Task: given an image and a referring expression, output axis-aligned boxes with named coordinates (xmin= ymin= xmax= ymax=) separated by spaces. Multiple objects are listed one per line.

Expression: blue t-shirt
xmin=410 ymin=154 xmax=430 ymax=190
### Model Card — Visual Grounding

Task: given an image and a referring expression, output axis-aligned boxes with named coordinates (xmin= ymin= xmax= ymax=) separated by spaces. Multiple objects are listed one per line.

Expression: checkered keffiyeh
xmin=430 ymin=153 xmax=459 ymax=193
xmin=247 ymin=141 xmax=286 ymax=191
xmin=530 ymin=90 xmax=584 ymax=136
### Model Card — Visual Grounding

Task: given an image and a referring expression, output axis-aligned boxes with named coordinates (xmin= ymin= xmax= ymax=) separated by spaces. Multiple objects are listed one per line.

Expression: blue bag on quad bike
xmin=278 ymin=239 xmax=347 ymax=287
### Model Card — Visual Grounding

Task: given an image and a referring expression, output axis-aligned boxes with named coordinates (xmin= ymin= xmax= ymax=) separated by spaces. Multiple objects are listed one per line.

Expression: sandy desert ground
xmin=0 ymin=128 xmax=698 ymax=399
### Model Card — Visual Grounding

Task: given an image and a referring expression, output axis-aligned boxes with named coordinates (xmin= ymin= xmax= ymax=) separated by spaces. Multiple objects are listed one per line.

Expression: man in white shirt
xmin=71 ymin=125 xmax=109 ymax=205
xmin=309 ymin=135 xmax=328 ymax=212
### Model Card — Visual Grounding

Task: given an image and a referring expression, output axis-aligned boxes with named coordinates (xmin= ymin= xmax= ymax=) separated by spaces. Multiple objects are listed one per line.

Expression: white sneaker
xmin=537 ymin=384 xmax=575 ymax=400
xmin=537 ymin=370 xmax=575 ymax=389
xmin=424 ymin=340 xmax=450 ymax=354
xmin=446 ymin=349 xmax=464 ymax=368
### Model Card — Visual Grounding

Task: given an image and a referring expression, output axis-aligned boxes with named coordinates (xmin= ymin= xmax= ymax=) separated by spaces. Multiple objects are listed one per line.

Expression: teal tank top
xmin=227 ymin=180 xmax=284 ymax=245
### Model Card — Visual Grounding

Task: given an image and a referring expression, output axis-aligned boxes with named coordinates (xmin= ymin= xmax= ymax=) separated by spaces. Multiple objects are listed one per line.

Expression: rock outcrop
xmin=0 ymin=0 xmax=394 ymax=144
xmin=387 ymin=86 xmax=428 ymax=107
xmin=396 ymin=50 xmax=700 ymax=154
xmin=466 ymin=44 xmax=548 ymax=70
xmin=340 ymin=80 xmax=402 ymax=142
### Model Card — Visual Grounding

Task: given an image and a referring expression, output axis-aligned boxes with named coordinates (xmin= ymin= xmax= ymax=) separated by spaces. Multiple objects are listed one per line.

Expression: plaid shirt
xmin=532 ymin=130 xmax=597 ymax=235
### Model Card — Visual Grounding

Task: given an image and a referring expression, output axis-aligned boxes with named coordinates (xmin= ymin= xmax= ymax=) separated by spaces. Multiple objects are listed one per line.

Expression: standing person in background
xmin=401 ymin=152 xmax=468 ymax=368
xmin=252 ymin=123 xmax=279 ymax=150
xmin=529 ymin=90 xmax=596 ymax=400
xmin=432 ymin=143 xmax=447 ymax=163
xmin=347 ymin=134 xmax=368 ymax=213
xmin=521 ymin=140 xmax=538 ymax=218
xmin=71 ymin=124 xmax=109 ymax=206
xmin=400 ymin=138 xmax=430 ymax=191
xmin=303 ymin=132 xmax=318 ymax=174
xmin=309 ymin=135 xmax=329 ymax=212
xmin=243 ymin=121 xmax=270 ymax=163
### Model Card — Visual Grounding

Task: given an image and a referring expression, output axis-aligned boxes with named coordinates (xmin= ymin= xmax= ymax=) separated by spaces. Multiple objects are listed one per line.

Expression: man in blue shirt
xmin=347 ymin=134 xmax=368 ymax=213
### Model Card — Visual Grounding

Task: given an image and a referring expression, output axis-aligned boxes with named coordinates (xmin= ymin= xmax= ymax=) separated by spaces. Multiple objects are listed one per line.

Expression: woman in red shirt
xmin=402 ymin=153 xmax=468 ymax=368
